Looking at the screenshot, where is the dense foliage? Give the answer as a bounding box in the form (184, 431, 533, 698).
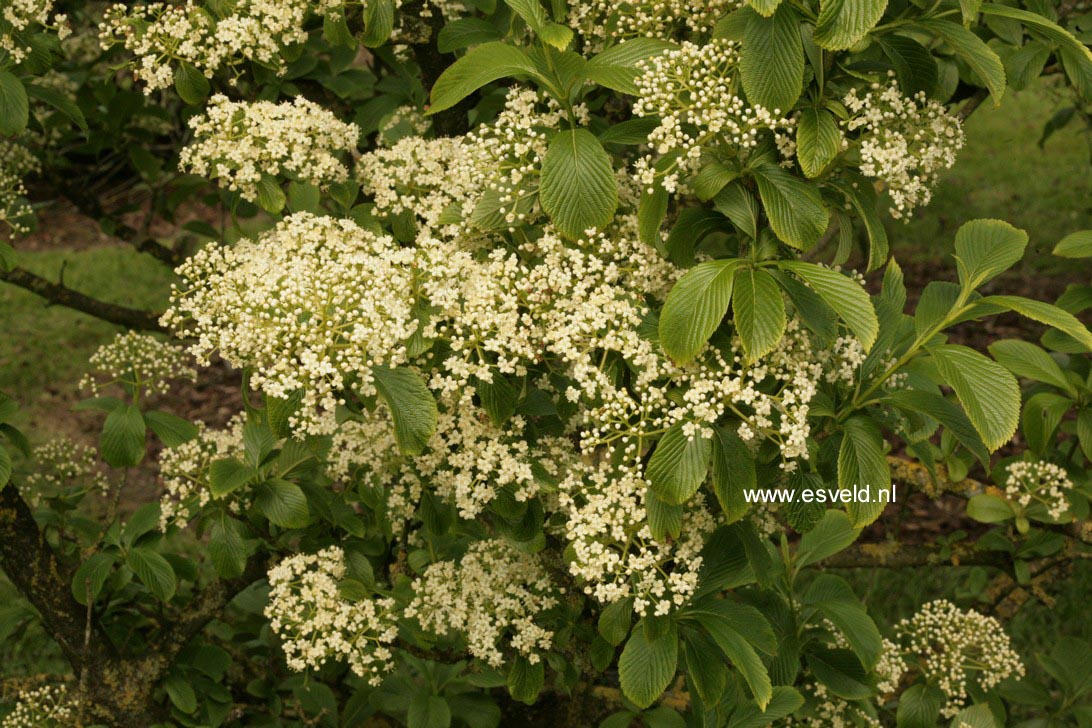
(1, 0, 1092, 726)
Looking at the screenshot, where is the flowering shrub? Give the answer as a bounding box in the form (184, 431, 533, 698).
(1, 0, 1092, 726)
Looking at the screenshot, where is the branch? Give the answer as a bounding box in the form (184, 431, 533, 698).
(0, 266, 165, 331)
(957, 87, 991, 121)
(0, 484, 117, 671)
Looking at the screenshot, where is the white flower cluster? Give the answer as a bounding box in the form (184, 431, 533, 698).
(1, 0, 70, 64)
(99, 0, 337, 92)
(876, 637, 906, 695)
(179, 95, 359, 203)
(632, 40, 792, 193)
(405, 540, 558, 667)
(22, 438, 111, 503)
(0, 684, 76, 728)
(843, 76, 964, 219)
(0, 140, 40, 238)
(568, 0, 742, 52)
(163, 213, 418, 434)
(265, 547, 398, 686)
(896, 600, 1025, 717)
(1004, 460, 1073, 521)
(558, 459, 716, 616)
(782, 681, 881, 728)
(78, 331, 196, 398)
(157, 413, 247, 529)
(358, 87, 578, 234)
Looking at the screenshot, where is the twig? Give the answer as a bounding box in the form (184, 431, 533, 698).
(0, 266, 165, 331)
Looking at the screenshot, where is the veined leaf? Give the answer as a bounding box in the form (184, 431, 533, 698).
(428, 43, 539, 115)
(953, 219, 1028, 290)
(128, 547, 177, 602)
(586, 38, 676, 94)
(646, 421, 712, 505)
(988, 339, 1074, 393)
(741, 5, 804, 114)
(619, 620, 678, 709)
(659, 259, 745, 362)
(539, 128, 618, 239)
(796, 510, 860, 567)
(733, 267, 787, 360)
(837, 416, 891, 527)
(981, 295, 1092, 352)
(373, 365, 438, 455)
(1053, 230, 1092, 259)
(928, 344, 1020, 451)
(796, 108, 842, 178)
(813, 0, 888, 51)
(778, 261, 878, 351)
(753, 163, 828, 249)
(916, 19, 1006, 103)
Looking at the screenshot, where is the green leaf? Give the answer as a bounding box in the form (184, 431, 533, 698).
(684, 631, 729, 704)
(882, 389, 989, 465)
(807, 647, 872, 699)
(209, 515, 250, 578)
(539, 128, 618, 239)
(255, 478, 312, 529)
(980, 4, 1092, 66)
(980, 295, 1092, 352)
(1053, 230, 1092, 259)
(428, 43, 539, 115)
(928, 344, 1020, 451)
(0, 447, 9, 489)
(804, 574, 881, 668)
(838, 416, 891, 527)
(647, 488, 684, 540)
(165, 675, 198, 714)
(598, 597, 634, 646)
(123, 503, 161, 547)
(747, 0, 782, 16)
(796, 108, 842, 178)
(701, 610, 773, 708)
(952, 219, 1028, 290)
(831, 175, 888, 270)
(778, 261, 878, 351)
(916, 19, 1006, 103)
(0, 71, 30, 135)
(407, 694, 451, 728)
(25, 81, 88, 131)
(946, 704, 999, 728)
(878, 35, 938, 97)
(711, 426, 756, 523)
(72, 553, 115, 605)
(209, 458, 257, 498)
(966, 493, 1014, 523)
(586, 38, 675, 94)
(714, 183, 759, 239)
(128, 547, 177, 602)
(733, 267, 786, 360)
(255, 175, 286, 214)
(741, 5, 804, 114)
(753, 163, 828, 249)
(143, 410, 198, 447)
(665, 208, 724, 265)
(173, 63, 210, 106)
(508, 656, 545, 704)
(988, 339, 1074, 393)
(796, 510, 861, 567)
(725, 687, 804, 728)
(101, 404, 146, 468)
(437, 18, 503, 52)
(895, 683, 944, 728)
(373, 365, 438, 455)
(659, 259, 744, 362)
(362, 0, 396, 46)
(646, 422, 712, 505)
(505, 0, 573, 49)
(814, 0, 888, 51)
(619, 619, 678, 709)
